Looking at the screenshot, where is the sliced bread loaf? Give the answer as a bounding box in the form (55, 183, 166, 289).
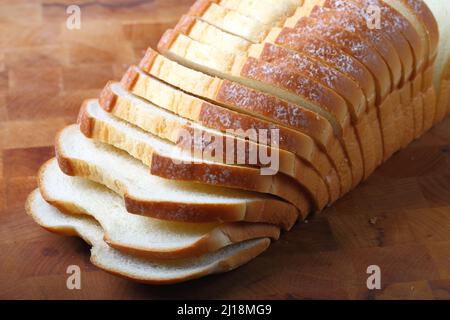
(26, 189, 271, 285)
(56, 125, 298, 229)
(293, 1, 403, 88)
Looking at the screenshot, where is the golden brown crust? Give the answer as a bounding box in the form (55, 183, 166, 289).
(174, 14, 198, 34)
(240, 57, 351, 127)
(137, 49, 350, 195)
(291, 16, 392, 101)
(269, 29, 376, 109)
(402, 0, 439, 61)
(399, 83, 415, 147)
(77, 100, 94, 138)
(120, 66, 139, 92)
(158, 29, 179, 51)
(215, 79, 336, 149)
(98, 81, 117, 113)
(309, 5, 402, 89)
(27, 188, 273, 285)
(139, 48, 159, 73)
(324, 0, 414, 83)
(374, 0, 426, 74)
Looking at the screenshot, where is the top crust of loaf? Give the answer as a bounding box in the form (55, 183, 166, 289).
(403, 0, 439, 60)
(322, 0, 414, 83)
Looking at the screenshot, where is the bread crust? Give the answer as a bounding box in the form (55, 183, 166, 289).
(366, 0, 426, 74)
(323, 0, 414, 83)
(250, 42, 367, 120)
(401, 0, 439, 62)
(303, 4, 403, 89)
(266, 28, 376, 108)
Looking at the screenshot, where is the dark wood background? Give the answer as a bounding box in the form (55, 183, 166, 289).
(0, 0, 449, 300)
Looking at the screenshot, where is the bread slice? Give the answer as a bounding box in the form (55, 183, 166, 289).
(158, 30, 366, 186)
(137, 49, 352, 196)
(26, 189, 271, 284)
(78, 99, 312, 216)
(99, 82, 331, 209)
(56, 125, 298, 229)
(39, 158, 279, 259)
(212, 0, 301, 26)
(187, 0, 272, 42)
(275, 20, 392, 102)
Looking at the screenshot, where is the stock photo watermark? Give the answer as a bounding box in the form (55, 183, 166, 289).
(366, 265, 381, 290)
(365, 5, 382, 30)
(66, 5, 81, 30)
(66, 265, 81, 290)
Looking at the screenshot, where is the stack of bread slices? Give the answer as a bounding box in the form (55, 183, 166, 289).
(26, 0, 449, 284)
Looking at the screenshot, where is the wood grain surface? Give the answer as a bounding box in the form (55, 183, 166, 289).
(0, 0, 449, 300)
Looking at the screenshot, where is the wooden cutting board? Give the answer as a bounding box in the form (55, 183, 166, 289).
(0, 0, 449, 300)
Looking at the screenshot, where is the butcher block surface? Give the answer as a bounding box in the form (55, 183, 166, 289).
(0, 0, 449, 300)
